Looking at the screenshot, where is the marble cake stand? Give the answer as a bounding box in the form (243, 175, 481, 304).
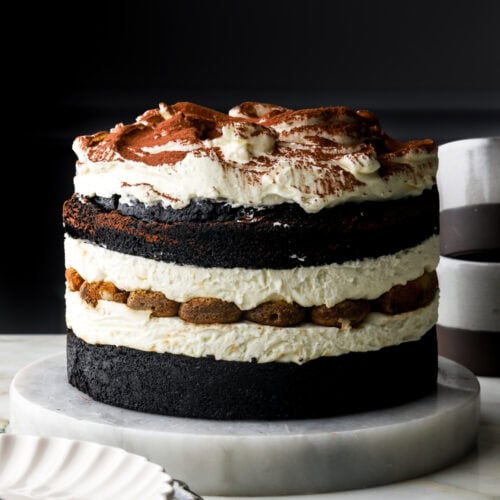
(9, 354, 479, 497)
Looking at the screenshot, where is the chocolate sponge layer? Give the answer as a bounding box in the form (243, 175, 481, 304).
(67, 328, 437, 420)
(63, 188, 439, 269)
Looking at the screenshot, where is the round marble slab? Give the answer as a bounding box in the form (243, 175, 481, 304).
(9, 354, 479, 497)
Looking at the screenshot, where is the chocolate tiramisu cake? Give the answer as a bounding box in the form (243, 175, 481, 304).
(63, 102, 439, 419)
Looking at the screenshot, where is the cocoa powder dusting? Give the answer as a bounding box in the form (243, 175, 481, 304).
(76, 101, 437, 196)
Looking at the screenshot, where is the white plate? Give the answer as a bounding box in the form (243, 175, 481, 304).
(0, 434, 174, 500)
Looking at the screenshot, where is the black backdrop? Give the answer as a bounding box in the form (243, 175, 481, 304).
(2, 0, 500, 333)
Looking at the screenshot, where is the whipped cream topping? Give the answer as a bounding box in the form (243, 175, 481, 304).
(73, 102, 437, 213)
(66, 291, 438, 364)
(65, 235, 439, 310)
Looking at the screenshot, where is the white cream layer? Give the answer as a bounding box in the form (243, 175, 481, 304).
(66, 291, 438, 364)
(65, 235, 439, 310)
(73, 146, 437, 214)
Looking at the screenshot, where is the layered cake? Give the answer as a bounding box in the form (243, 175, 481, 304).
(63, 102, 439, 420)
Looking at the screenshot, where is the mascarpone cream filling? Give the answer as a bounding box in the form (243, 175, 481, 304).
(65, 235, 439, 309)
(73, 149, 437, 213)
(66, 291, 438, 364)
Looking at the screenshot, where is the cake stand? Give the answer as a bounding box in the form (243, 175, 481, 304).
(9, 354, 479, 496)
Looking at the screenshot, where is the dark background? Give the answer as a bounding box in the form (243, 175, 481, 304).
(2, 0, 500, 333)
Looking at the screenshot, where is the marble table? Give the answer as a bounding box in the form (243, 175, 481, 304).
(1, 335, 499, 499)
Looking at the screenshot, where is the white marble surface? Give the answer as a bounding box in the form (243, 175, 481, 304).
(8, 354, 480, 496)
(1, 335, 499, 499)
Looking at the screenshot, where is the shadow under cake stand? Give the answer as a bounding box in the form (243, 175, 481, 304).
(9, 354, 479, 496)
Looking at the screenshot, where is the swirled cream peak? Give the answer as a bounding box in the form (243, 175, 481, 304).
(208, 121, 276, 163)
(73, 101, 437, 212)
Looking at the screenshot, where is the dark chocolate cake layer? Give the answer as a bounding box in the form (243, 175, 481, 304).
(67, 328, 438, 420)
(94, 186, 439, 224)
(63, 188, 438, 269)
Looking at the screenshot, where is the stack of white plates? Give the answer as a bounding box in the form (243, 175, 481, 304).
(0, 434, 200, 500)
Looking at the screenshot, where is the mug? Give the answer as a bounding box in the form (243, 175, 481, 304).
(438, 137, 500, 261)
